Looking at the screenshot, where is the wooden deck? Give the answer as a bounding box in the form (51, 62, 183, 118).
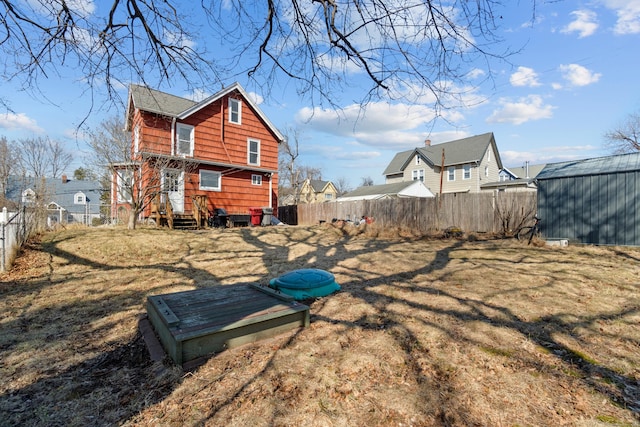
(146, 283, 310, 366)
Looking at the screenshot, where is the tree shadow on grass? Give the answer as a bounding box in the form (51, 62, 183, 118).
(1, 226, 639, 426)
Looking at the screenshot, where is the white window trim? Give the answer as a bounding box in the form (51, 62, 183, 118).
(251, 174, 262, 186)
(463, 165, 471, 180)
(248, 138, 260, 166)
(447, 166, 455, 182)
(229, 98, 242, 124)
(415, 155, 421, 165)
(199, 170, 222, 191)
(74, 192, 87, 205)
(485, 166, 489, 177)
(176, 123, 194, 157)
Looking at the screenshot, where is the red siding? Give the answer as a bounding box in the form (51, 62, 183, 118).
(129, 88, 280, 220)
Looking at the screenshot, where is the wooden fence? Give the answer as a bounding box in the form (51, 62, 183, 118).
(278, 192, 537, 234)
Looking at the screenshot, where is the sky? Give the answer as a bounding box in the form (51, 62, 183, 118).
(1, 0, 639, 190)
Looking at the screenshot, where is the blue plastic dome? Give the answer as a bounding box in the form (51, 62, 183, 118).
(269, 269, 341, 300)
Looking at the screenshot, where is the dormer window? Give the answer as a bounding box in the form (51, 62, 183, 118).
(74, 192, 86, 205)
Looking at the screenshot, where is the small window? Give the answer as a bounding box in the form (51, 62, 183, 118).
(487, 150, 491, 162)
(74, 192, 86, 204)
(248, 139, 260, 165)
(200, 170, 221, 191)
(412, 169, 424, 182)
(415, 155, 421, 165)
(485, 166, 489, 177)
(463, 165, 471, 180)
(176, 123, 194, 156)
(447, 167, 455, 181)
(325, 193, 333, 200)
(117, 170, 133, 203)
(252, 174, 262, 186)
(229, 98, 241, 124)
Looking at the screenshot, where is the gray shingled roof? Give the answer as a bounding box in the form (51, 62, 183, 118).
(129, 84, 197, 117)
(383, 132, 498, 175)
(536, 152, 640, 180)
(508, 163, 546, 179)
(309, 180, 330, 192)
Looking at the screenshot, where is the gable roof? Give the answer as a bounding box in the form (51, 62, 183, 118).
(536, 152, 640, 180)
(126, 83, 284, 141)
(508, 163, 547, 179)
(383, 132, 502, 176)
(305, 179, 333, 193)
(337, 181, 434, 201)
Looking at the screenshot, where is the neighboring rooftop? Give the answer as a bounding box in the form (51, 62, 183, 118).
(536, 152, 640, 180)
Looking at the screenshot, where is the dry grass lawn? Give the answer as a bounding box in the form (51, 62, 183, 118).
(1, 223, 639, 427)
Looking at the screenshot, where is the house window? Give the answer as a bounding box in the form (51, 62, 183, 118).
(415, 155, 421, 165)
(248, 139, 260, 165)
(325, 193, 333, 201)
(229, 98, 241, 124)
(176, 123, 194, 156)
(74, 192, 86, 204)
(485, 166, 489, 177)
(487, 150, 491, 162)
(252, 174, 262, 186)
(133, 124, 140, 153)
(117, 170, 133, 203)
(200, 170, 221, 191)
(447, 167, 455, 181)
(463, 165, 471, 180)
(412, 169, 424, 182)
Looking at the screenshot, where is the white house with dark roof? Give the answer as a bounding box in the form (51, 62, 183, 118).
(4, 175, 105, 226)
(383, 132, 503, 194)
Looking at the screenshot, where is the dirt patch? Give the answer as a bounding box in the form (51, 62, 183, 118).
(1, 224, 639, 426)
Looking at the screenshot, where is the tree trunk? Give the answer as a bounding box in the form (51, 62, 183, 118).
(127, 210, 137, 230)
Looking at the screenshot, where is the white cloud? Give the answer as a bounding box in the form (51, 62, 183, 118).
(0, 113, 44, 133)
(486, 95, 554, 125)
(601, 0, 640, 34)
(559, 64, 601, 86)
(296, 102, 446, 149)
(502, 145, 599, 166)
(247, 92, 264, 105)
(561, 10, 599, 38)
(510, 66, 541, 87)
(466, 68, 486, 79)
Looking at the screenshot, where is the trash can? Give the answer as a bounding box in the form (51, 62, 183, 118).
(261, 207, 273, 226)
(249, 207, 263, 226)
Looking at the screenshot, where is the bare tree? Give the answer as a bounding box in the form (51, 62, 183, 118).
(360, 176, 374, 186)
(333, 176, 352, 196)
(16, 136, 72, 179)
(278, 127, 303, 204)
(87, 116, 196, 229)
(604, 111, 640, 154)
(1, 1, 523, 112)
(0, 136, 19, 197)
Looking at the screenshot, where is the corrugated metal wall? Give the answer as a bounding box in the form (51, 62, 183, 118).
(537, 171, 640, 246)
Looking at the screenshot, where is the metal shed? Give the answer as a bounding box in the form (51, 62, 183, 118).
(536, 152, 640, 246)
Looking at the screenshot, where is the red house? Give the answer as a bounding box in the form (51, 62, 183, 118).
(112, 83, 283, 228)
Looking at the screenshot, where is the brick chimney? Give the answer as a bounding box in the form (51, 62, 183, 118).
(62, 175, 68, 184)
(425, 139, 431, 146)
